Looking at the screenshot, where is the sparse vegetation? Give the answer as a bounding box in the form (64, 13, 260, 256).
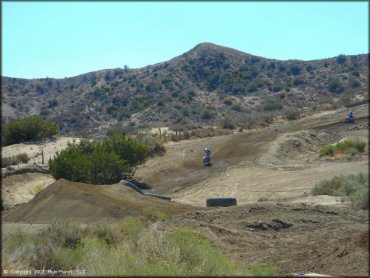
(2, 45, 367, 136)
(312, 173, 368, 210)
(320, 139, 367, 157)
(1, 153, 30, 168)
(2, 116, 58, 146)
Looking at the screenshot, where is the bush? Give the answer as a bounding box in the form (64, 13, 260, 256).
(336, 139, 366, 153)
(264, 98, 283, 111)
(320, 139, 366, 157)
(336, 54, 347, 64)
(272, 83, 283, 92)
(328, 79, 344, 94)
(136, 135, 166, 157)
(320, 145, 336, 156)
(2, 153, 30, 168)
(349, 79, 361, 88)
(289, 65, 301, 75)
(50, 134, 149, 184)
(222, 117, 235, 129)
(2, 116, 58, 146)
(231, 103, 243, 112)
(292, 78, 304, 87)
(201, 110, 214, 120)
(285, 110, 300, 120)
(312, 173, 368, 210)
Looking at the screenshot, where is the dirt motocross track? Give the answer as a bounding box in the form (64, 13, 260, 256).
(2, 104, 369, 276)
(136, 104, 368, 205)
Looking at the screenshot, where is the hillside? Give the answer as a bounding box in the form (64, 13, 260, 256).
(2, 43, 368, 136)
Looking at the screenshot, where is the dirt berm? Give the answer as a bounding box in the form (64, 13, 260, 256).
(2, 179, 200, 224)
(152, 203, 369, 276)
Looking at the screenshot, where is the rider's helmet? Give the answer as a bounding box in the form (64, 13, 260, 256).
(205, 147, 208, 152)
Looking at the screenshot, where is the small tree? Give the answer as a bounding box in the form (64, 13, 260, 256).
(336, 54, 347, 64)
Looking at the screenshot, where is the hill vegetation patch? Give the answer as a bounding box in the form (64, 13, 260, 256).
(2, 116, 58, 146)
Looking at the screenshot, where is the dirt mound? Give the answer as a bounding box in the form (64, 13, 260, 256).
(152, 203, 368, 276)
(3, 179, 198, 224)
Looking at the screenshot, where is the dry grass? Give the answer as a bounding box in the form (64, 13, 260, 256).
(2, 216, 279, 276)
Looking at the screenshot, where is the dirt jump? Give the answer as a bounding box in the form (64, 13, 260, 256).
(2, 179, 199, 224)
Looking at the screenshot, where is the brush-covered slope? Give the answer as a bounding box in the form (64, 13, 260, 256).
(2, 43, 368, 136)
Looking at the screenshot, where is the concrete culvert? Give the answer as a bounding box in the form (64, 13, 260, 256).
(206, 197, 237, 207)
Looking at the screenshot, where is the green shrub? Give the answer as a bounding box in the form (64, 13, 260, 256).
(231, 103, 243, 112)
(264, 98, 283, 111)
(2, 116, 58, 146)
(312, 173, 368, 210)
(320, 139, 366, 157)
(222, 117, 235, 129)
(349, 79, 361, 88)
(50, 134, 149, 184)
(201, 110, 214, 120)
(292, 78, 304, 87)
(136, 135, 166, 157)
(336, 139, 366, 153)
(320, 145, 336, 156)
(328, 79, 344, 94)
(285, 110, 300, 120)
(336, 54, 347, 64)
(289, 64, 301, 75)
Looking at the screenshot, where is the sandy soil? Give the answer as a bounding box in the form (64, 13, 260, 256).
(2, 173, 55, 209)
(2, 136, 80, 174)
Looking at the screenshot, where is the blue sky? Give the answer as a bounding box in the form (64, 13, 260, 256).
(2, 1, 369, 79)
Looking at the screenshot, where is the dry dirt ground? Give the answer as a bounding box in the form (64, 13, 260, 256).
(152, 203, 368, 276)
(1, 104, 369, 276)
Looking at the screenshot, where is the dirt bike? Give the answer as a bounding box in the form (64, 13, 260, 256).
(203, 156, 212, 167)
(343, 117, 355, 124)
